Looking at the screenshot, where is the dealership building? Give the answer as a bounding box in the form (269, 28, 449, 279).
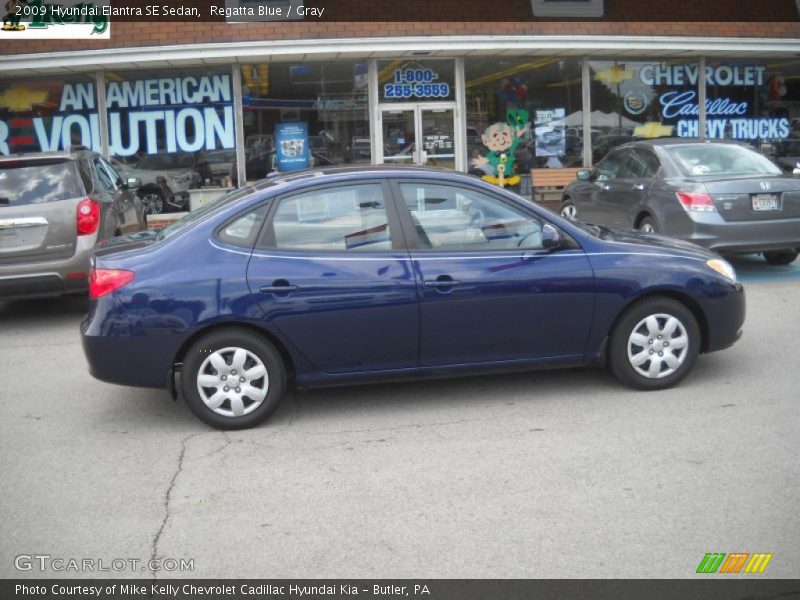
(2, 0, 800, 192)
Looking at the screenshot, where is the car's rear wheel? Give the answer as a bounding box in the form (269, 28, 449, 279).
(560, 199, 577, 221)
(608, 297, 700, 391)
(181, 329, 286, 429)
(638, 216, 658, 234)
(763, 250, 798, 265)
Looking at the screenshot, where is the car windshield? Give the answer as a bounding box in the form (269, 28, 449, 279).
(157, 186, 258, 241)
(0, 160, 84, 206)
(665, 144, 782, 177)
(137, 153, 195, 170)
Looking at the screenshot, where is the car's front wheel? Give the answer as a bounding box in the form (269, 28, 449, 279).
(608, 297, 700, 390)
(763, 250, 798, 265)
(181, 329, 286, 429)
(560, 199, 577, 221)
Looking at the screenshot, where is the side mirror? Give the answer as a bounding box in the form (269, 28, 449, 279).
(576, 169, 592, 181)
(126, 177, 142, 189)
(541, 223, 563, 249)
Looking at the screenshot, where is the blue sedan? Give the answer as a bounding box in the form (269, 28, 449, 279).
(81, 166, 745, 429)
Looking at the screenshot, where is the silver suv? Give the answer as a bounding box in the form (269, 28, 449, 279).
(0, 149, 147, 300)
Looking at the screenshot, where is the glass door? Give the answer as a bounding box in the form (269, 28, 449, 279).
(419, 107, 455, 170)
(381, 108, 417, 164)
(378, 104, 457, 168)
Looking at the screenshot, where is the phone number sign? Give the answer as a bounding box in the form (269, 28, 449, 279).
(384, 68, 451, 100)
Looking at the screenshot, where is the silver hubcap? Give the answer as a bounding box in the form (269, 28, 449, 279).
(627, 313, 689, 379)
(640, 222, 655, 233)
(561, 204, 577, 220)
(141, 193, 164, 215)
(196, 347, 269, 417)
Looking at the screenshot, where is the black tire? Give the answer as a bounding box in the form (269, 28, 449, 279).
(608, 297, 700, 391)
(763, 250, 798, 265)
(138, 189, 166, 215)
(638, 215, 658, 234)
(560, 198, 577, 221)
(181, 329, 286, 430)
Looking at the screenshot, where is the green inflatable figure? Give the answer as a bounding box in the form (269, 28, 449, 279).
(472, 108, 529, 188)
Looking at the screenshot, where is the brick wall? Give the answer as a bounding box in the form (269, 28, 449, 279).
(0, 0, 798, 56)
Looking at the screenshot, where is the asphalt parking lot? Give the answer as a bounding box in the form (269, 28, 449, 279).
(1, 254, 798, 579)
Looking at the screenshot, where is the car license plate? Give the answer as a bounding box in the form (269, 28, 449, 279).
(752, 193, 779, 211)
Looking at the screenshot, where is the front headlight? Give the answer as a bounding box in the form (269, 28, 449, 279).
(707, 258, 737, 283)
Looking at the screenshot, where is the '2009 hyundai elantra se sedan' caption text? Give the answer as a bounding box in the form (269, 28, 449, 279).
(81, 165, 745, 429)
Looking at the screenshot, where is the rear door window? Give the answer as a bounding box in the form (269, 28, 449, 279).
(622, 148, 661, 179)
(265, 184, 393, 252)
(0, 160, 84, 207)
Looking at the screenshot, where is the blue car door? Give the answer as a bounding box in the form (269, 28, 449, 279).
(246, 180, 418, 374)
(390, 179, 595, 367)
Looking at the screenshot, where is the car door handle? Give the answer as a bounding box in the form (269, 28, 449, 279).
(260, 283, 299, 294)
(424, 278, 461, 289)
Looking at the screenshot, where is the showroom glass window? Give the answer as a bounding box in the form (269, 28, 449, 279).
(0, 74, 97, 157)
(104, 66, 236, 188)
(588, 59, 699, 164)
(463, 57, 583, 173)
(240, 59, 371, 174)
(704, 58, 800, 173)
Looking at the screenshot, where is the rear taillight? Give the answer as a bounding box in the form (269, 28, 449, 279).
(77, 198, 100, 235)
(89, 268, 134, 299)
(676, 192, 716, 213)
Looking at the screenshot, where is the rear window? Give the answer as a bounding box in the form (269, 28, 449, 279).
(0, 160, 84, 207)
(665, 144, 782, 177)
(158, 186, 259, 241)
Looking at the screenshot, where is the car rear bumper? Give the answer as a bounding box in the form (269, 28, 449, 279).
(682, 215, 800, 254)
(0, 236, 95, 300)
(81, 311, 182, 389)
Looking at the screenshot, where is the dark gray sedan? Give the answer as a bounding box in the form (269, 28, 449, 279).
(561, 139, 800, 265)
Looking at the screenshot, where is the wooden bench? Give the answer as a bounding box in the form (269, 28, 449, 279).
(530, 167, 581, 204)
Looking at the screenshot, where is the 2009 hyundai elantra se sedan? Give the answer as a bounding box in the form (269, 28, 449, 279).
(81, 165, 745, 429)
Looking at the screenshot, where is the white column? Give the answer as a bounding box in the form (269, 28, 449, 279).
(581, 59, 592, 167)
(698, 56, 707, 141)
(368, 58, 381, 165)
(232, 63, 247, 187)
(95, 70, 109, 159)
(454, 56, 467, 172)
